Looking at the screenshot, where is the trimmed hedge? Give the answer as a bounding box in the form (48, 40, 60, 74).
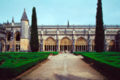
(0, 52, 50, 78)
(73, 52, 120, 69)
(3, 51, 59, 55)
(73, 52, 95, 55)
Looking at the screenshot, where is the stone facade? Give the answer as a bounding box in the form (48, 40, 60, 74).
(0, 9, 120, 52)
(0, 24, 6, 52)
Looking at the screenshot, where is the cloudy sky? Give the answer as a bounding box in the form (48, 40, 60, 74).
(0, 0, 120, 25)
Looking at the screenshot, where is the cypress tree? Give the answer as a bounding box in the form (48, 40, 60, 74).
(30, 7, 39, 52)
(95, 0, 105, 52)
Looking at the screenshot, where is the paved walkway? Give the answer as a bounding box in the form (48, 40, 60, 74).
(20, 53, 105, 80)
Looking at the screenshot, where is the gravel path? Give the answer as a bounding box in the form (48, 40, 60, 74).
(20, 53, 105, 80)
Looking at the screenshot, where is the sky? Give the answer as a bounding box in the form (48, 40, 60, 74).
(0, 0, 120, 25)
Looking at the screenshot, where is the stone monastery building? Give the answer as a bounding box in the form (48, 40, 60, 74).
(0, 9, 120, 52)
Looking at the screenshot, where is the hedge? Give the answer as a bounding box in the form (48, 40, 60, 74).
(2, 51, 59, 55)
(73, 52, 120, 69)
(0, 52, 50, 78)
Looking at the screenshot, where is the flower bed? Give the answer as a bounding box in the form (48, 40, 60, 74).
(0, 52, 50, 79)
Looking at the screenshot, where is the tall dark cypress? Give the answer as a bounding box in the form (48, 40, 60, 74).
(95, 0, 105, 52)
(30, 7, 39, 52)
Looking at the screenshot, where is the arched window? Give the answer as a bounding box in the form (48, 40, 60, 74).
(60, 37, 72, 52)
(109, 40, 115, 51)
(7, 32, 11, 41)
(15, 31, 20, 41)
(75, 37, 88, 52)
(45, 37, 57, 51)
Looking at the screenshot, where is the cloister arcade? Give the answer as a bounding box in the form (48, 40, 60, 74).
(1, 24, 120, 52)
(109, 40, 115, 51)
(14, 31, 20, 52)
(75, 37, 88, 52)
(4, 32, 120, 52)
(43, 37, 96, 52)
(6, 31, 21, 52)
(60, 37, 72, 52)
(0, 9, 119, 52)
(44, 37, 57, 51)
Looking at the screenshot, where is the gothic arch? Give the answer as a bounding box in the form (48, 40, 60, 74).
(109, 40, 115, 51)
(75, 37, 88, 52)
(45, 37, 56, 45)
(15, 31, 20, 41)
(44, 37, 57, 51)
(60, 37, 72, 46)
(14, 31, 20, 52)
(7, 31, 12, 41)
(75, 37, 87, 45)
(60, 37, 72, 52)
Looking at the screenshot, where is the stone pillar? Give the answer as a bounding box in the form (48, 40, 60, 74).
(43, 40, 45, 51)
(104, 40, 107, 51)
(40, 39, 43, 51)
(56, 39, 60, 52)
(89, 40, 93, 52)
(10, 31, 15, 52)
(88, 39, 91, 52)
(72, 39, 75, 52)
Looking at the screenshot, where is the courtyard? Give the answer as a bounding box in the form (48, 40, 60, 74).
(18, 53, 105, 80)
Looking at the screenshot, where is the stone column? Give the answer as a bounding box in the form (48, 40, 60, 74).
(88, 40, 92, 52)
(56, 39, 60, 52)
(72, 39, 75, 52)
(40, 39, 43, 51)
(11, 30, 15, 52)
(104, 40, 107, 51)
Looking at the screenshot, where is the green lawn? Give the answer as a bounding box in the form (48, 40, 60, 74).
(73, 52, 120, 68)
(0, 51, 58, 78)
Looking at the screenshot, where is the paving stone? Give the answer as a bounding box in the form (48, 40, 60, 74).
(20, 53, 105, 80)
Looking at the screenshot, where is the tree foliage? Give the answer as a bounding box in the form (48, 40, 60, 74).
(95, 0, 105, 52)
(30, 7, 39, 52)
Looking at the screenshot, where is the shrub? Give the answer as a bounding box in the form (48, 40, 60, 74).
(0, 52, 50, 78)
(80, 52, 120, 69)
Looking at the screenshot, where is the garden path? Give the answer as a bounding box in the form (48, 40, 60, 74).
(20, 53, 105, 80)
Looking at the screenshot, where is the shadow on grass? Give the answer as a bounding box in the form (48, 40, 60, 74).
(82, 58, 120, 80)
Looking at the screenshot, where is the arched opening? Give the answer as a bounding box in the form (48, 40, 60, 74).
(15, 31, 20, 41)
(109, 40, 115, 51)
(44, 37, 57, 51)
(6, 32, 12, 51)
(60, 37, 72, 52)
(15, 31, 20, 52)
(6, 44, 10, 51)
(7, 32, 12, 41)
(75, 37, 88, 52)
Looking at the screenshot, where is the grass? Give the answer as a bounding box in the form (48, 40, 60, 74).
(73, 52, 120, 68)
(0, 51, 58, 78)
